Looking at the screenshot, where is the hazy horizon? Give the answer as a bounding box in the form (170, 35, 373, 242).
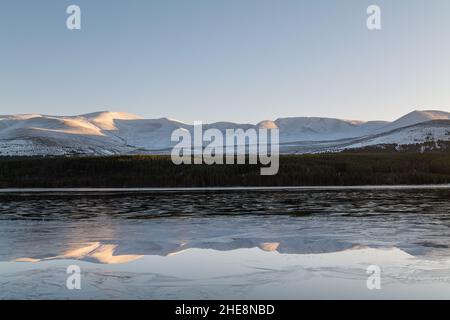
(2, 0, 450, 123)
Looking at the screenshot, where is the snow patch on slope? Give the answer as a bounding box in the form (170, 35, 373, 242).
(347, 121, 450, 149)
(81, 111, 143, 130)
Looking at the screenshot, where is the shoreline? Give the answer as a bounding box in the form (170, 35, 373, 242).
(1, 184, 450, 193)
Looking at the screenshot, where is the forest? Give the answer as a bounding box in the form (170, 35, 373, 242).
(0, 152, 450, 188)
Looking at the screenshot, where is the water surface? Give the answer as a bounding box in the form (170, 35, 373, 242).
(1, 187, 450, 299)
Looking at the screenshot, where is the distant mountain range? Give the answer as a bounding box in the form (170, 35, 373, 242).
(0, 110, 449, 156)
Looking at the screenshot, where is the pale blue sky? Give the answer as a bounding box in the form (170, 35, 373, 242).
(1, 0, 450, 123)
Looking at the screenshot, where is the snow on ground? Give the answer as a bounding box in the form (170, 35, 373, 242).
(347, 123, 450, 149)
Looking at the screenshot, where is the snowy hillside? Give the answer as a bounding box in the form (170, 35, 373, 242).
(375, 110, 450, 133)
(0, 110, 449, 156)
(347, 120, 450, 149)
(274, 117, 389, 142)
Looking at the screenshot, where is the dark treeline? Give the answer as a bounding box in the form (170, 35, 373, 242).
(1, 153, 450, 188)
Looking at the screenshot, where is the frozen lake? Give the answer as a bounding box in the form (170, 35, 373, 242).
(1, 187, 450, 299)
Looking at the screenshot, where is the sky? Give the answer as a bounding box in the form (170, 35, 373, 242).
(1, 0, 450, 124)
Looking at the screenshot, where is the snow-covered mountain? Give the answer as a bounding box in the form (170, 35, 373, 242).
(375, 110, 450, 133)
(273, 117, 389, 142)
(347, 120, 450, 149)
(0, 110, 449, 156)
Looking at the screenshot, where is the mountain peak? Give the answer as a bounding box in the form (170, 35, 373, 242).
(413, 109, 450, 118)
(80, 111, 142, 120)
(257, 120, 278, 129)
(371, 109, 449, 133)
(80, 111, 143, 130)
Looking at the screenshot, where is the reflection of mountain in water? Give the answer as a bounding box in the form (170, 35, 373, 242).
(16, 242, 143, 264)
(2, 188, 450, 264)
(15, 239, 358, 264)
(8, 246, 450, 299)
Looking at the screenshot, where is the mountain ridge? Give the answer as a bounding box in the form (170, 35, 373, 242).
(0, 109, 449, 156)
